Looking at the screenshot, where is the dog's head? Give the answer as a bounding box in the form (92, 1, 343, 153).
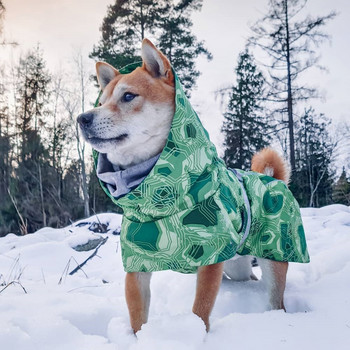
(77, 39, 175, 169)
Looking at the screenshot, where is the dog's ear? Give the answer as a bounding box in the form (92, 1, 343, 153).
(96, 62, 120, 90)
(141, 39, 174, 86)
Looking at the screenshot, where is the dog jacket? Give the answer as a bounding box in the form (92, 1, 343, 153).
(93, 68, 310, 274)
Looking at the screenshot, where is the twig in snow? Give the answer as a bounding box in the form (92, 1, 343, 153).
(7, 255, 25, 282)
(91, 207, 102, 226)
(0, 256, 27, 294)
(41, 268, 46, 284)
(89, 208, 109, 233)
(0, 281, 27, 294)
(0, 255, 27, 294)
(69, 236, 108, 276)
(58, 256, 87, 284)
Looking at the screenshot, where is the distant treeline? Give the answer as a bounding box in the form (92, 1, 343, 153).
(0, 46, 121, 236)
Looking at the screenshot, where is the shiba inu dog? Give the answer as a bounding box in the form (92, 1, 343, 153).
(77, 39, 309, 333)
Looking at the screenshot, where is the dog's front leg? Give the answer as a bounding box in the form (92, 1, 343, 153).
(125, 271, 152, 333)
(192, 262, 224, 332)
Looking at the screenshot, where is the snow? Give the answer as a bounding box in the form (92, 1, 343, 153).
(1, 206, 350, 349)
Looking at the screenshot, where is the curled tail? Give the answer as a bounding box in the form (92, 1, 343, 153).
(251, 148, 290, 185)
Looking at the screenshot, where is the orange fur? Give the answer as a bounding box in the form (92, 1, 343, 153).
(192, 262, 224, 331)
(251, 148, 290, 184)
(99, 67, 175, 115)
(270, 261, 288, 310)
(125, 272, 150, 333)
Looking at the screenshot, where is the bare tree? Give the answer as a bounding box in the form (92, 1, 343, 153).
(74, 50, 91, 218)
(60, 50, 93, 218)
(294, 108, 335, 207)
(49, 72, 73, 205)
(249, 0, 336, 175)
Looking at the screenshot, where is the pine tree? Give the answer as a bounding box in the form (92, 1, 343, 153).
(157, 0, 212, 93)
(90, 0, 155, 68)
(293, 108, 334, 207)
(222, 50, 270, 170)
(15, 46, 51, 162)
(12, 47, 52, 233)
(333, 168, 350, 205)
(90, 0, 211, 93)
(249, 0, 336, 174)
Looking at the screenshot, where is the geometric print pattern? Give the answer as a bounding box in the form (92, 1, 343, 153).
(93, 69, 310, 274)
(235, 171, 309, 263)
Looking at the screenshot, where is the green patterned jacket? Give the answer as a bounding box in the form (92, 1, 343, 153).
(93, 70, 310, 274)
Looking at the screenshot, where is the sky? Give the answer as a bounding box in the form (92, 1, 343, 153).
(0, 0, 349, 151)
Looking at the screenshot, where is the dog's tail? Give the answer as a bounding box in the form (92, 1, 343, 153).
(251, 148, 290, 185)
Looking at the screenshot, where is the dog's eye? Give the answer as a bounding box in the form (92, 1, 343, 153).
(122, 92, 137, 102)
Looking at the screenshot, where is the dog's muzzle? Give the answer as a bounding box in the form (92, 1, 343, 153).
(77, 112, 94, 129)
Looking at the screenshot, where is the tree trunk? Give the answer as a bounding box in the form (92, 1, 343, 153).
(76, 124, 90, 218)
(239, 97, 243, 169)
(38, 163, 47, 226)
(140, 1, 145, 39)
(75, 52, 90, 218)
(284, 0, 296, 174)
(81, 156, 90, 218)
(309, 166, 327, 207)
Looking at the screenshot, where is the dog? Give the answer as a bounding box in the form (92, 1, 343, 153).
(77, 39, 309, 333)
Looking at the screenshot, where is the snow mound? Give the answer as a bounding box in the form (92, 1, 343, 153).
(0, 207, 349, 349)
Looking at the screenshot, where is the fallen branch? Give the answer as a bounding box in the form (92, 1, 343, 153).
(69, 236, 108, 276)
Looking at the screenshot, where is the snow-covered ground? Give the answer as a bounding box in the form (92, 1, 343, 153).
(1, 206, 350, 349)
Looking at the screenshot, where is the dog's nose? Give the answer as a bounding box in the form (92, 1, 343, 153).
(77, 112, 94, 127)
